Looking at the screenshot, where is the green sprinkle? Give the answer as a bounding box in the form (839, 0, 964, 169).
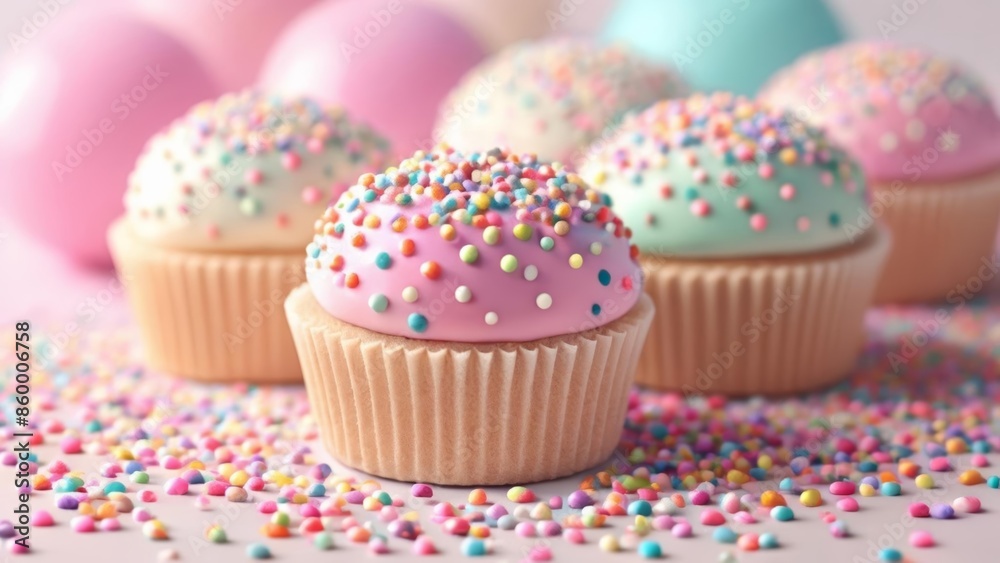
(460, 244, 479, 264)
(513, 223, 533, 241)
(500, 254, 518, 273)
(483, 226, 501, 245)
(540, 236, 555, 251)
(369, 294, 388, 313)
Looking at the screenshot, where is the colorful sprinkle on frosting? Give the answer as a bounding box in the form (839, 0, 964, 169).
(581, 92, 869, 258)
(435, 39, 686, 166)
(761, 41, 1000, 182)
(305, 146, 642, 342)
(125, 89, 390, 250)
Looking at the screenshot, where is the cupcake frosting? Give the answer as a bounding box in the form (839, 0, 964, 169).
(125, 90, 391, 251)
(434, 39, 685, 166)
(761, 42, 1000, 183)
(581, 92, 868, 258)
(305, 146, 643, 342)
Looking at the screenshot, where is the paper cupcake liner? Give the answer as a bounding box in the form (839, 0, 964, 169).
(636, 228, 891, 395)
(285, 285, 655, 486)
(873, 167, 1000, 303)
(108, 219, 305, 383)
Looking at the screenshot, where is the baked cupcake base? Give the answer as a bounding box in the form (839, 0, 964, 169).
(108, 219, 304, 383)
(873, 168, 1000, 304)
(285, 285, 655, 486)
(637, 227, 891, 395)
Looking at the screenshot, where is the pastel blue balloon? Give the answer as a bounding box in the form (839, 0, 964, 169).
(601, 0, 844, 95)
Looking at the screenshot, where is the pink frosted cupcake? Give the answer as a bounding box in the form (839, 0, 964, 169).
(109, 90, 389, 382)
(761, 42, 1000, 303)
(285, 146, 654, 485)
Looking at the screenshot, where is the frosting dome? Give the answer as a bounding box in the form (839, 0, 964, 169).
(434, 39, 685, 166)
(581, 93, 869, 258)
(760, 42, 1000, 183)
(125, 90, 391, 251)
(305, 146, 643, 342)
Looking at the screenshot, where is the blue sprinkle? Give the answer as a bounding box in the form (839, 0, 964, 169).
(375, 252, 392, 270)
(880, 482, 901, 496)
(598, 269, 611, 286)
(460, 537, 487, 556)
(627, 500, 652, 516)
(758, 532, 779, 549)
(713, 526, 738, 544)
(408, 314, 428, 333)
(879, 548, 902, 562)
(638, 540, 662, 558)
(591, 304, 602, 316)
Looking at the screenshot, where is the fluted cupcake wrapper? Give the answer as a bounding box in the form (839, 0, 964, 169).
(873, 168, 1000, 304)
(285, 285, 655, 486)
(636, 228, 891, 395)
(108, 219, 305, 383)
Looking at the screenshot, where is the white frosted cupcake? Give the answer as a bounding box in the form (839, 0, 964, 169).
(109, 90, 390, 382)
(434, 38, 685, 166)
(761, 42, 1000, 303)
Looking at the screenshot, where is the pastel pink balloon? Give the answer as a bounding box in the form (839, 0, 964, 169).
(0, 6, 219, 266)
(259, 0, 485, 156)
(133, 0, 319, 90)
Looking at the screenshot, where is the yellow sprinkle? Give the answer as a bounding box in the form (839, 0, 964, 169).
(229, 471, 249, 488)
(859, 483, 877, 497)
(757, 455, 773, 470)
(569, 254, 584, 269)
(439, 224, 457, 241)
(914, 474, 934, 489)
(598, 534, 620, 552)
(799, 489, 822, 507)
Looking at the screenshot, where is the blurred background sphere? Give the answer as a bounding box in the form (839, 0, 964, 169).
(601, 0, 844, 95)
(0, 6, 219, 267)
(133, 0, 320, 92)
(259, 0, 487, 156)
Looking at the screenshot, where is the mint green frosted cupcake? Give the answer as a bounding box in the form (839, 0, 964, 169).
(581, 93, 891, 395)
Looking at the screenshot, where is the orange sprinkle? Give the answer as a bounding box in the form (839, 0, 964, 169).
(400, 239, 416, 256)
(413, 215, 429, 229)
(260, 523, 290, 538)
(421, 261, 442, 280)
(760, 490, 786, 507)
(359, 173, 375, 187)
(363, 215, 381, 229)
(351, 233, 366, 247)
(392, 217, 408, 232)
(330, 255, 344, 271)
(345, 273, 359, 289)
(879, 471, 898, 483)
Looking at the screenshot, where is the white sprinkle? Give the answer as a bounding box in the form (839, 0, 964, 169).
(484, 312, 498, 325)
(402, 286, 419, 303)
(524, 265, 538, 281)
(590, 242, 603, 255)
(455, 286, 472, 303)
(536, 293, 553, 310)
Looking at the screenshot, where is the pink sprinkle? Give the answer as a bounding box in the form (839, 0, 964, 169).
(194, 495, 211, 511)
(672, 521, 693, 538)
(735, 195, 752, 210)
(689, 199, 712, 217)
(660, 185, 674, 199)
(928, 458, 952, 472)
(909, 502, 930, 518)
(758, 163, 774, 179)
(71, 516, 96, 533)
(910, 530, 935, 548)
(515, 522, 536, 538)
(6, 538, 29, 554)
(720, 171, 738, 187)
(700, 509, 726, 526)
(733, 511, 757, 524)
(537, 520, 562, 537)
(653, 515, 676, 530)
(797, 216, 811, 231)
(300, 504, 321, 518)
(205, 481, 227, 496)
(836, 498, 859, 512)
(548, 496, 563, 509)
(563, 528, 586, 544)
(970, 454, 989, 468)
(161, 456, 182, 470)
(412, 536, 436, 556)
(749, 213, 768, 231)
(527, 545, 553, 561)
(829, 481, 856, 496)
(820, 511, 837, 524)
(411, 484, 433, 498)
(244, 169, 263, 185)
(32, 510, 54, 526)
(258, 500, 278, 514)
(779, 184, 797, 200)
(443, 517, 470, 536)
(163, 478, 188, 496)
(306, 137, 324, 154)
(138, 490, 157, 503)
(246, 477, 265, 491)
(60, 437, 82, 454)
(692, 168, 708, 183)
(688, 490, 711, 505)
(132, 508, 154, 523)
(952, 496, 981, 513)
(282, 151, 302, 170)
(637, 489, 658, 501)
(99, 518, 121, 532)
(302, 186, 323, 205)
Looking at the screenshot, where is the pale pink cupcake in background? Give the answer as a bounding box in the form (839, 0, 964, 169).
(285, 146, 654, 485)
(109, 90, 390, 383)
(761, 42, 1000, 303)
(434, 38, 686, 167)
